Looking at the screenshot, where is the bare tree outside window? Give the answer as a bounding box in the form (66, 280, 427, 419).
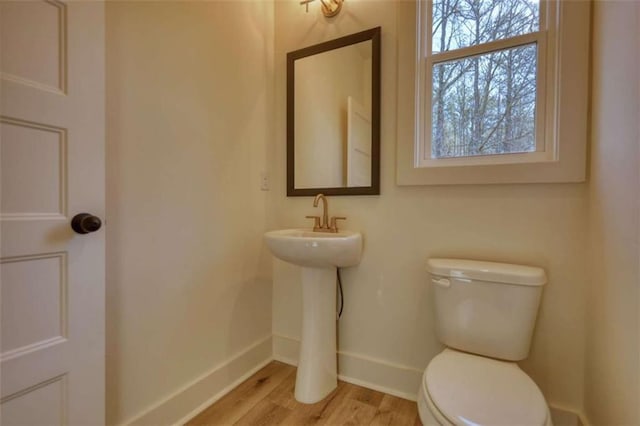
(430, 0, 540, 159)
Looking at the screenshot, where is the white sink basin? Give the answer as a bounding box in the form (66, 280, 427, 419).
(264, 228, 362, 268)
(264, 227, 363, 404)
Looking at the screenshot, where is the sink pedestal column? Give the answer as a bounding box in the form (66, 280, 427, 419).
(295, 266, 337, 404)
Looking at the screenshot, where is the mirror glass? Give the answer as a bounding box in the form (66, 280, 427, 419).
(287, 27, 380, 196)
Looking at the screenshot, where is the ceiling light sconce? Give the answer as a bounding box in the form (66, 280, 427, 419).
(300, 0, 344, 17)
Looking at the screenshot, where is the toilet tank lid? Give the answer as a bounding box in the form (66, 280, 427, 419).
(427, 258, 547, 286)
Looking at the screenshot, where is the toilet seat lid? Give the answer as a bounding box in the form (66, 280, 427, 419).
(425, 349, 548, 426)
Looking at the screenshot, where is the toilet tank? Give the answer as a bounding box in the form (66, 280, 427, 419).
(427, 259, 547, 361)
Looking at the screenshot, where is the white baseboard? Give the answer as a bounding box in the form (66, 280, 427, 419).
(122, 333, 586, 426)
(549, 405, 587, 426)
(273, 334, 587, 422)
(272, 334, 422, 402)
(272, 333, 300, 367)
(124, 335, 273, 426)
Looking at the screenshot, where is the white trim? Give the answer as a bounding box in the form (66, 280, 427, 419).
(549, 405, 588, 426)
(123, 335, 273, 426)
(397, 0, 590, 185)
(272, 334, 423, 401)
(172, 358, 273, 426)
(418, 149, 552, 168)
(273, 335, 588, 421)
(338, 374, 417, 402)
(122, 333, 590, 424)
(430, 33, 543, 64)
(272, 333, 301, 366)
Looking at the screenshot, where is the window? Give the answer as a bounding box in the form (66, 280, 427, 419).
(396, 0, 590, 185)
(418, 0, 554, 167)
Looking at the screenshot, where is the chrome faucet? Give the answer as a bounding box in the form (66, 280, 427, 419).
(306, 193, 346, 233)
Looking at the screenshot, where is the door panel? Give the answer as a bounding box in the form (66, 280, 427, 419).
(1, 375, 67, 425)
(346, 96, 372, 187)
(1, 118, 66, 216)
(0, 0, 66, 93)
(1, 253, 66, 355)
(0, 1, 105, 424)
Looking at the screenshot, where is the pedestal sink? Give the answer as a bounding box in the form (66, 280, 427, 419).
(264, 228, 363, 403)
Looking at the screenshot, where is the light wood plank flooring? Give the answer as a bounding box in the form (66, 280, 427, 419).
(186, 361, 420, 426)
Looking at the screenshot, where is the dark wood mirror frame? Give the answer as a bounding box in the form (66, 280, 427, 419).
(287, 27, 381, 197)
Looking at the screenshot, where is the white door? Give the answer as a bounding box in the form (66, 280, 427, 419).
(0, 1, 105, 424)
(346, 96, 372, 187)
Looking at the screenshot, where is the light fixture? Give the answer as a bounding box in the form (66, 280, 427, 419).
(300, 0, 344, 17)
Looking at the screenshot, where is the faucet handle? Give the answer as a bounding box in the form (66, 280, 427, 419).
(329, 216, 346, 233)
(305, 215, 321, 231)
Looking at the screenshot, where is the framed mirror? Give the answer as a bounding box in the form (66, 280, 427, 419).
(287, 27, 381, 196)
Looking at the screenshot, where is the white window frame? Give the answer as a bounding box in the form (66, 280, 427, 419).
(417, 0, 556, 168)
(396, 0, 590, 185)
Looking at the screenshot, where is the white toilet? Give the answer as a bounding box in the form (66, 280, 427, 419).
(418, 259, 552, 426)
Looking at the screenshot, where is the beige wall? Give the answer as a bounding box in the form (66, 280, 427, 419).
(105, 2, 274, 424)
(585, 1, 640, 424)
(102, 0, 640, 422)
(271, 0, 588, 413)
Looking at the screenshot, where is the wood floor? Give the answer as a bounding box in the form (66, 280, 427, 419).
(186, 361, 420, 426)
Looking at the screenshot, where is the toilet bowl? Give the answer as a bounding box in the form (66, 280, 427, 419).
(419, 259, 552, 426)
(418, 349, 552, 426)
